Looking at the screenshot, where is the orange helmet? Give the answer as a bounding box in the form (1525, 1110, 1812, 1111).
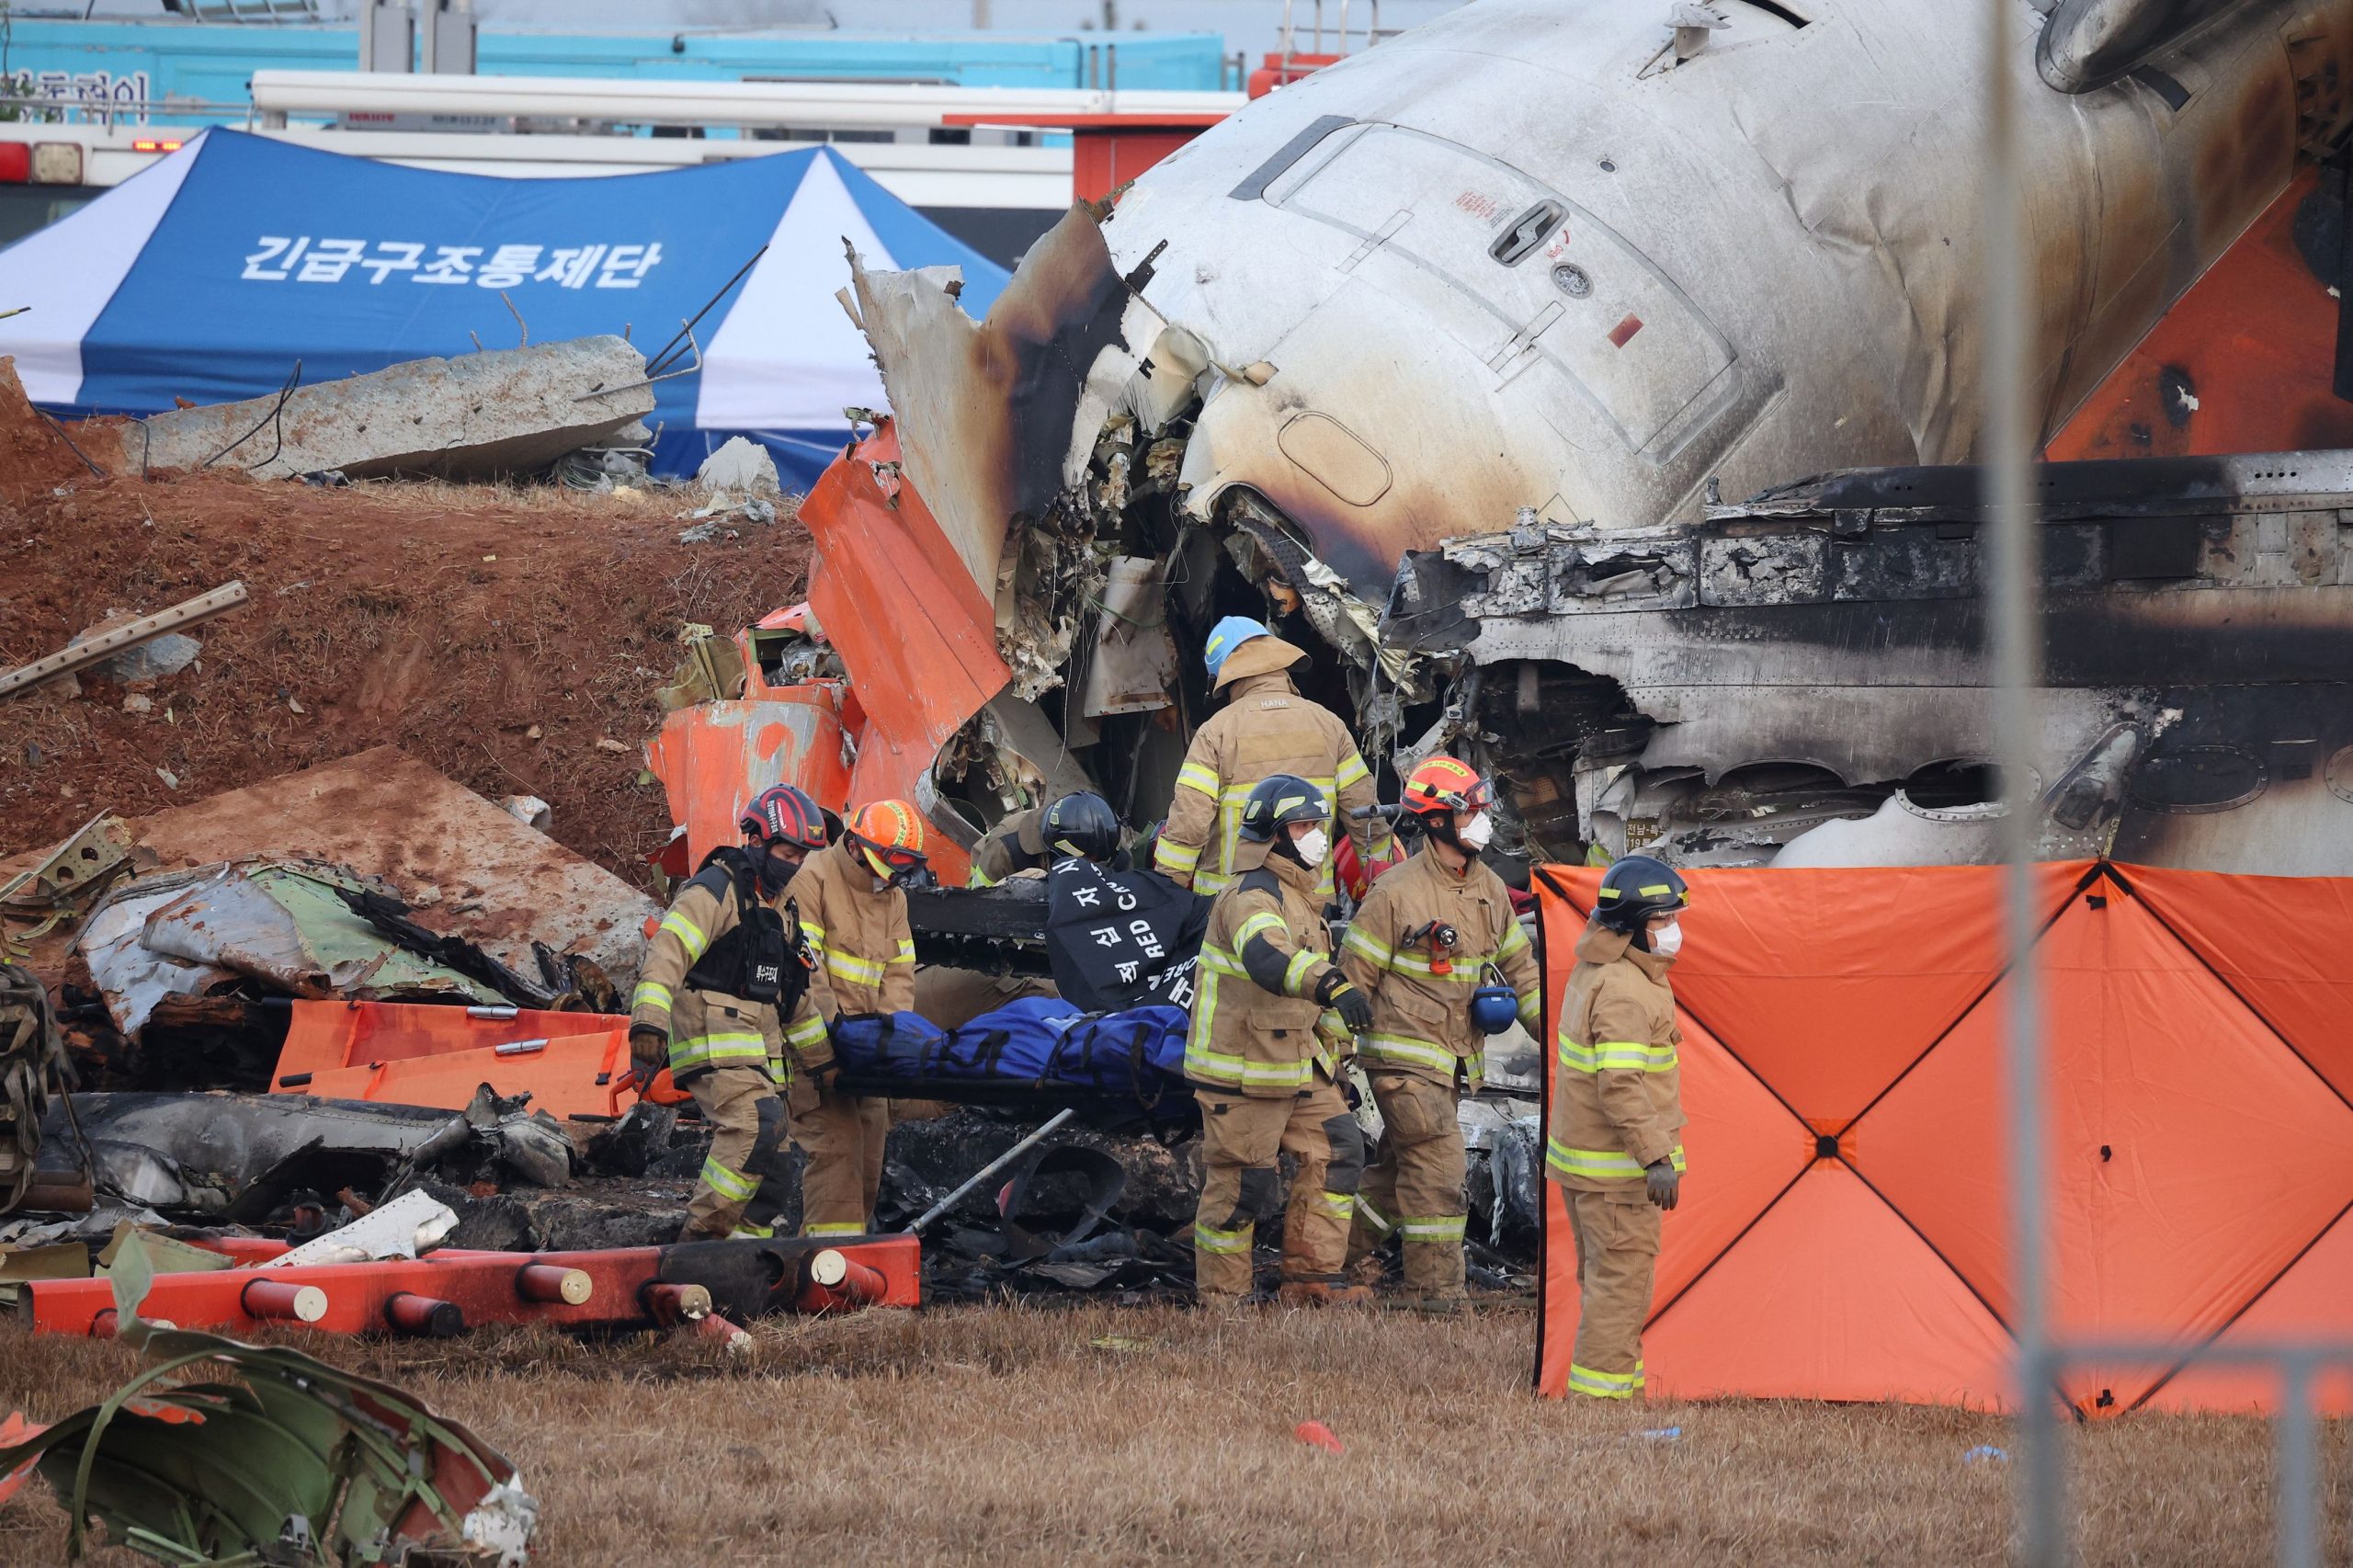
(1400, 755, 1493, 819)
(846, 799, 930, 885)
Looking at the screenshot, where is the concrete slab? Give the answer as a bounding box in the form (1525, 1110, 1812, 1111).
(121, 336, 655, 483)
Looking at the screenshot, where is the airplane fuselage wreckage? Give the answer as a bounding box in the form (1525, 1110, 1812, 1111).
(678, 0, 2353, 881)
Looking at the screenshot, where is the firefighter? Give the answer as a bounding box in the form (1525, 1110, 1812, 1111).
(629, 785, 833, 1241)
(1186, 774, 1375, 1306)
(790, 798, 929, 1236)
(1546, 853, 1689, 1400)
(1154, 617, 1394, 899)
(1339, 756, 1541, 1306)
(966, 802, 1050, 886)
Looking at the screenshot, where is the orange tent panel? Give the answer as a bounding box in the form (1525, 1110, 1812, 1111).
(273, 1000, 633, 1119)
(1852, 878, 2353, 1414)
(2140, 1205, 2353, 1416)
(2127, 864, 2353, 1108)
(1643, 1164, 2019, 1408)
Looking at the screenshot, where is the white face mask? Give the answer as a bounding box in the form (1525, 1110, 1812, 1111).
(1292, 826, 1331, 869)
(1650, 920, 1684, 959)
(1457, 811, 1495, 851)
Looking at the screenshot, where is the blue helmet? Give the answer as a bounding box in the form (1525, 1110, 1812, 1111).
(1203, 616, 1272, 679)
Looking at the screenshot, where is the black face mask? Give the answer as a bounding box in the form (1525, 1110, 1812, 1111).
(756, 849, 802, 899)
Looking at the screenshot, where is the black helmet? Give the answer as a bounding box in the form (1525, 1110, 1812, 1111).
(1594, 854, 1688, 931)
(1238, 774, 1327, 842)
(1043, 791, 1120, 863)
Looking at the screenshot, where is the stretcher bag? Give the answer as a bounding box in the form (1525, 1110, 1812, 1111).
(830, 998, 1189, 1104)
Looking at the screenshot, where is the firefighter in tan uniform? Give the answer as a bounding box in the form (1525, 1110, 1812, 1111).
(1546, 854, 1689, 1401)
(1186, 774, 1375, 1306)
(1154, 616, 1393, 901)
(790, 798, 928, 1236)
(629, 786, 834, 1241)
(966, 803, 1050, 887)
(1339, 756, 1541, 1305)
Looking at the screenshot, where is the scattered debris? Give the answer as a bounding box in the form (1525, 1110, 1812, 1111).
(1963, 1445, 2010, 1465)
(260, 1187, 460, 1268)
(119, 335, 656, 483)
(500, 793, 551, 830)
(693, 434, 782, 497)
(0, 582, 247, 703)
(0, 963, 74, 1216)
(1296, 1421, 1346, 1454)
(0, 1231, 540, 1564)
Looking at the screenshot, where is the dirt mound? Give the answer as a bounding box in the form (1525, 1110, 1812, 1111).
(0, 464, 808, 885)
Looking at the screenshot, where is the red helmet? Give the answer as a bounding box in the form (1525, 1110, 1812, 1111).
(846, 799, 930, 882)
(1400, 755, 1493, 819)
(740, 784, 829, 851)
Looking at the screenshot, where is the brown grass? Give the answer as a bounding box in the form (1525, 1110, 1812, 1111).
(0, 1303, 2339, 1566)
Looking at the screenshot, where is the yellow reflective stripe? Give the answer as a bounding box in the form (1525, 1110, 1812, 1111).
(1198, 945, 1250, 977)
(968, 867, 1001, 888)
(1335, 752, 1370, 789)
(1316, 1190, 1356, 1221)
(804, 1222, 865, 1237)
(1176, 762, 1222, 797)
(1283, 949, 1320, 996)
(1545, 1139, 1686, 1179)
(891, 939, 916, 965)
(729, 1221, 775, 1239)
(670, 1032, 769, 1071)
(631, 980, 674, 1014)
(1234, 911, 1286, 946)
(1380, 953, 1485, 983)
(1183, 1043, 1313, 1089)
(826, 950, 886, 985)
(1398, 1214, 1466, 1243)
(1567, 1362, 1643, 1399)
(785, 1014, 830, 1050)
(1361, 1034, 1457, 1073)
(699, 1157, 756, 1202)
(1638, 883, 1675, 897)
(1355, 1196, 1393, 1236)
(1557, 1040, 1678, 1074)
(658, 909, 711, 961)
(1498, 920, 1530, 957)
(1196, 869, 1234, 894)
(800, 919, 827, 945)
(1195, 1221, 1254, 1255)
(1518, 993, 1541, 1028)
(1342, 926, 1394, 967)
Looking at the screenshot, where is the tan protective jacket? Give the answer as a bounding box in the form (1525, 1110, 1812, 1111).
(968, 806, 1048, 887)
(1339, 846, 1540, 1092)
(1547, 923, 1686, 1189)
(792, 840, 917, 1024)
(631, 860, 828, 1082)
(1184, 841, 1348, 1097)
(1153, 668, 1390, 900)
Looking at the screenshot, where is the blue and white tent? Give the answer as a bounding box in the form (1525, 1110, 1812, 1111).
(0, 129, 1008, 486)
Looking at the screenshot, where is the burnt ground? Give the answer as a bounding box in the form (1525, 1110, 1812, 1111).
(1, 368, 810, 886)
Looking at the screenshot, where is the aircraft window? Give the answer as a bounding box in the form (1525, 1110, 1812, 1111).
(1228, 114, 1357, 202)
(2127, 745, 2268, 813)
(2325, 746, 2353, 804)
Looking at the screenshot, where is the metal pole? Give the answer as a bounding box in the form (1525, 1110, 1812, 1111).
(2275, 1350, 2319, 1568)
(1983, 1, 2062, 1562)
(908, 1108, 1078, 1234)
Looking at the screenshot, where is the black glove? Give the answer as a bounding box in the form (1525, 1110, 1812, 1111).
(1644, 1159, 1681, 1211)
(1313, 971, 1374, 1033)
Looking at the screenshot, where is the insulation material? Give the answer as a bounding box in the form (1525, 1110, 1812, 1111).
(1534, 860, 2353, 1416)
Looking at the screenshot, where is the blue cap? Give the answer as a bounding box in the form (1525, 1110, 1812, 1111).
(1203, 615, 1271, 678)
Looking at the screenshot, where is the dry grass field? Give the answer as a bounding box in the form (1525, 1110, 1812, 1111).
(0, 1301, 2340, 1566)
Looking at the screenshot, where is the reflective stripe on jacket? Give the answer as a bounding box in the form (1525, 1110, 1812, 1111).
(968, 806, 1048, 888)
(792, 840, 916, 1026)
(1185, 842, 1347, 1097)
(1545, 923, 1686, 1190)
(1338, 846, 1541, 1091)
(1152, 670, 1391, 900)
(631, 869, 826, 1082)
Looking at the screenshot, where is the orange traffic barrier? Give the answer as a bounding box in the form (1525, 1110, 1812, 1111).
(1533, 861, 2353, 1416)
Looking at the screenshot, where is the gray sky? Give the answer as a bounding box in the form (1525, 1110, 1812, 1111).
(61, 1, 1470, 60)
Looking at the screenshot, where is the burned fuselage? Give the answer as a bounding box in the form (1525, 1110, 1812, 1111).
(1384, 451, 2353, 874)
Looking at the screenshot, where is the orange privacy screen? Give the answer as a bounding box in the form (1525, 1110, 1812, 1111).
(272, 1000, 634, 1119)
(1534, 862, 2353, 1417)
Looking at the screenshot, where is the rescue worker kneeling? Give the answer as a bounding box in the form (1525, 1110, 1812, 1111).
(1547, 854, 1690, 1400)
(1186, 774, 1374, 1306)
(1340, 756, 1540, 1306)
(629, 785, 833, 1241)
